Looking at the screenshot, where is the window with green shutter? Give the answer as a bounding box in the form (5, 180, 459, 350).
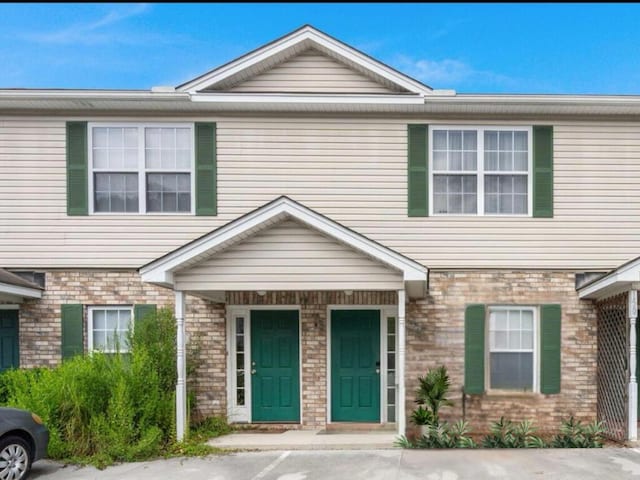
(533, 126, 554, 218)
(407, 124, 428, 217)
(464, 304, 485, 394)
(66, 122, 88, 216)
(195, 123, 217, 216)
(61, 304, 84, 360)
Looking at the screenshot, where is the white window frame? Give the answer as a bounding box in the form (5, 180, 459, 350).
(429, 125, 533, 217)
(87, 305, 134, 353)
(88, 122, 196, 215)
(486, 305, 539, 393)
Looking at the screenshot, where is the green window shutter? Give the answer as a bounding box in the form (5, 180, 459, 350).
(533, 126, 553, 218)
(134, 304, 157, 326)
(464, 304, 486, 394)
(408, 124, 428, 217)
(66, 122, 88, 216)
(195, 123, 217, 216)
(61, 304, 84, 360)
(540, 304, 562, 394)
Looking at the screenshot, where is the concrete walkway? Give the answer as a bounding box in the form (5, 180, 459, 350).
(207, 429, 398, 450)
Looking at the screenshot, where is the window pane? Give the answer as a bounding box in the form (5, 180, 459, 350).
(108, 149, 124, 169)
(463, 130, 477, 150)
(387, 317, 396, 334)
(161, 129, 175, 149)
(176, 129, 191, 149)
(146, 149, 161, 169)
(463, 152, 477, 171)
(508, 331, 521, 349)
(161, 149, 175, 169)
(433, 194, 447, 214)
(123, 148, 138, 169)
(463, 194, 477, 214)
(106, 310, 118, 330)
(93, 310, 105, 329)
(493, 311, 508, 330)
(514, 152, 528, 171)
(498, 131, 512, 150)
(514, 131, 528, 150)
(484, 131, 498, 150)
(490, 352, 533, 390)
(521, 331, 533, 349)
(508, 312, 520, 330)
(146, 173, 191, 213)
(176, 150, 191, 169)
(449, 131, 462, 150)
(109, 128, 123, 147)
(521, 311, 534, 329)
(387, 353, 395, 370)
(94, 173, 138, 213)
(494, 331, 508, 349)
(387, 406, 396, 423)
(236, 318, 245, 335)
(433, 131, 447, 150)
(485, 151, 498, 171)
(146, 128, 161, 148)
(499, 151, 512, 171)
(485, 194, 498, 214)
(124, 128, 138, 148)
(449, 194, 462, 212)
(514, 176, 528, 194)
(433, 151, 447, 171)
(93, 331, 106, 350)
(93, 149, 109, 169)
(236, 335, 244, 351)
(449, 151, 462, 171)
(93, 128, 109, 147)
(433, 175, 447, 193)
(448, 176, 462, 194)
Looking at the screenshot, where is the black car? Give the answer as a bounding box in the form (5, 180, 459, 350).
(0, 408, 49, 480)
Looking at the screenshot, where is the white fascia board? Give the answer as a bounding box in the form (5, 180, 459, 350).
(0, 90, 188, 100)
(140, 197, 427, 286)
(179, 27, 432, 96)
(578, 261, 640, 299)
(0, 282, 42, 299)
(190, 93, 425, 105)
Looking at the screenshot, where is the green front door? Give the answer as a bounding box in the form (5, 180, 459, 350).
(251, 310, 300, 422)
(331, 309, 380, 422)
(0, 310, 19, 372)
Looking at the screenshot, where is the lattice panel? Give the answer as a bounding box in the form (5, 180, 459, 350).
(597, 293, 628, 442)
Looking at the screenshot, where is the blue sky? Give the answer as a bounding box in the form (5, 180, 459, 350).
(1, 3, 639, 94)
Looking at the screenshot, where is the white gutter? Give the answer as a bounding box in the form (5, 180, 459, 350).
(0, 282, 42, 299)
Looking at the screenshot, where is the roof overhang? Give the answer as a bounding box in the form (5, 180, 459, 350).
(140, 196, 428, 298)
(0, 269, 43, 302)
(578, 256, 640, 300)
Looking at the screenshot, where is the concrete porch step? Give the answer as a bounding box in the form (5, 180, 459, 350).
(208, 429, 399, 450)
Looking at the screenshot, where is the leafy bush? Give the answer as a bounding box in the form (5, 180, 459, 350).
(396, 420, 476, 449)
(0, 308, 229, 466)
(550, 416, 605, 448)
(414, 366, 454, 426)
(410, 405, 433, 426)
(481, 417, 545, 448)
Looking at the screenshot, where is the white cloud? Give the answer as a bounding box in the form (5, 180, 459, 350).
(394, 55, 514, 89)
(22, 4, 153, 45)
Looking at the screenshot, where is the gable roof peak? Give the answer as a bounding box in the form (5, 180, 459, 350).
(177, 25, 433, 95)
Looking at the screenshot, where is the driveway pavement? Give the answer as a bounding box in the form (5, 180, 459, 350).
(30, 448, 640, 480)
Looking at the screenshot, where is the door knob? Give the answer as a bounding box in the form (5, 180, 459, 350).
(251, 369, 257, 374)
(376, 369, 380, 374)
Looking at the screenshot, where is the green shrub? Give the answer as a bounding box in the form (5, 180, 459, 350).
(414, 366, 454, 426)
(397, 420, 476, 449)
(481, 417, 546, 448)
(0, 307, 229, 467)
(550, 416, 605, 448)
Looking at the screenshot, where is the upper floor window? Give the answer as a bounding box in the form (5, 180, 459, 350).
(89, 124, 194, 214)
(430, 127, 532, 216)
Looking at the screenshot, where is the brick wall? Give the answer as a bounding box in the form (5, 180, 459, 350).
(16, 270, 598, 432)
(405, 270, 598, 434)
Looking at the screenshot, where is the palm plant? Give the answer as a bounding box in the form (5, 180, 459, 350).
(415, 365, 454, 426)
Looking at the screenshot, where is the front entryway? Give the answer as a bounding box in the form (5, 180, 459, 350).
(251, 310, 300, 422)
(331, 309, 380, 422)
(0, 309, 19, 372)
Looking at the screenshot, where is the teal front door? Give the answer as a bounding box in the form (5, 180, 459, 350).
(251, 310, 300, 422)
(331, 309, 380, 422)
(0, 310, 19, 372)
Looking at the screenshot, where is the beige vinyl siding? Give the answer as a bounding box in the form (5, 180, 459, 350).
(2, 117, 640, 269)
(174, 219, 403, 291)
(225, 50, 400, 93)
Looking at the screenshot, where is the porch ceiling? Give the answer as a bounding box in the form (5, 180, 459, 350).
(139, 196, 428, 298)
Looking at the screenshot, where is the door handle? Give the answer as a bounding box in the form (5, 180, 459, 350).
(251, 369, 257, 375)
(375, 360, 380, 374)
(375, 369, 380, 374)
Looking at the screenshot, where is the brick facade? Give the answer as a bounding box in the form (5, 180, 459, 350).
(15, 270, 598, 433)
(406, 270, 598, 434)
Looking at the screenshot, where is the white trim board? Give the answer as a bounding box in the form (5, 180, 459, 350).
(0, 282, 42, 300)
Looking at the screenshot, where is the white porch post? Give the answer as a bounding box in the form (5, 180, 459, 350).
(175, 290, 187, 442)
(629, 290, 638, 441)
(398, 289, 406, 436)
